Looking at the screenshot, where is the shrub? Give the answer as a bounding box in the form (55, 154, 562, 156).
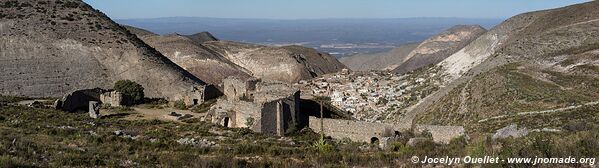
(312, 138, 336, 154)
(173, 100, 187, 110)
(113, 80, 144, 105)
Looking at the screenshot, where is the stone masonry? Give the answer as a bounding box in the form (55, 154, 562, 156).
(308, 117, 405, 143)
(100, 91, 123, 107)
(204, 77, 303, 136)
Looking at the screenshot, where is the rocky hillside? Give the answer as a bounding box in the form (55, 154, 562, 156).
(201, 41, 347, 83)
(0, 0, 211, 100)
(339, 43, 419, 71)
(126, 30, 252, 85)
(392, 25, 486, 74)
(407, 1, 599, 132)
(127, 26, 346, 84)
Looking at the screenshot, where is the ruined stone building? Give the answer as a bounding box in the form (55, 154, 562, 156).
(308, 117, 404, 144)
(100, 91, 124, 107)
(204, 77, 304, 136)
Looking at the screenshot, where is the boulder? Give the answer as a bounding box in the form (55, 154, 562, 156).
(56, 88, 106, 112)
(27, 101, 44, 108)
(89, 101, 101, 119)
(407, 138, 431, 147)
(492, 124, 528, 140)
(379, 137, 399, 149)
(414, 125, 467, 144)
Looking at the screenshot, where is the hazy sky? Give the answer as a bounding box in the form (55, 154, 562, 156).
(84, 0, 590, 20)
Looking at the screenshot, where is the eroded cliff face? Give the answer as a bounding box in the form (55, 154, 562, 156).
(0, 0, 209, 101)
(129, 31, 252, 86)
(126, 26, 346, 85)
(339, 43, 420, 71)
(391, 25, 487, 74)
(201, 41, 347, 83)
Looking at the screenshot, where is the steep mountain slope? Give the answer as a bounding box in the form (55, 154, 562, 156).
(339, 43, 420, 71)
(202, 41, 347, 83)
(407, 1, 599, 132)
(392, 25, 486, 74)
(0, 0, 211, 100)
(126, 29, 252, 85)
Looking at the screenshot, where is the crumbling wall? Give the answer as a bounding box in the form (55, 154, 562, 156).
(309, 117, 402, 143)
(183, 85, 206, 106)
(206, 99, 261, 129)
(100, 91, 123, 107)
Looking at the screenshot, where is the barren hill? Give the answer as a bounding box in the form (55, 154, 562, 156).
(339, 43, 420, 71)
(0, 0, 212, 101)
(185, 32, 218, 44)
(126, 26, 346, 84)
(203, 41, 347, 83)
(127, 30, 252, 85)
(403, 1, 599, 132)
(392, 25, 486, 74)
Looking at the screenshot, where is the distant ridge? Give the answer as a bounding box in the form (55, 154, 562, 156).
(185, 32, 219, 44)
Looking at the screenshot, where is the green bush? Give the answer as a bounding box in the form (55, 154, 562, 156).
(113, 80, 144, 105)
(312, 139, 336, 154)
(173, 100, 187, 110)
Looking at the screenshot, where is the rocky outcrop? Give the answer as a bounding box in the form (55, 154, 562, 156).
(203, 41, 347, 83)
(392, 25, 486, 74)
(414, 125, 467, 144)
(339, 43, 420, 71)
(492, 124, 528, 140)
(0, 0, 212, 102)
(55, 88, 105, 112)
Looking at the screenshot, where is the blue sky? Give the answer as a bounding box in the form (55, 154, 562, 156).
(84, 0, 590, 20)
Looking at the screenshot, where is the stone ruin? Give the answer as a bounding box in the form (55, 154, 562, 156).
(54, 88, 125, 115)
(54, 88, 107, 112)
(183, 85, 208, 106)
(308, 117, 403, 145)
(204, 77, 304, 136)
(100, 91, 123, 107)
(308, 117, 469, 147)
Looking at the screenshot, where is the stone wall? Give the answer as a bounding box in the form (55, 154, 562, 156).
(206, 77, 302, 136)
(100, 91, 123, 107)
(309, 117, 404, 143)
(183, 85, 206, 106)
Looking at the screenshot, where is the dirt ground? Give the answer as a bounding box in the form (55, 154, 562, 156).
(102, 107, 207, 122)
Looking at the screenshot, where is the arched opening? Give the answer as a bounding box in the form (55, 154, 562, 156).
(223, 117, 230, 127)
(193, 99, 198, 105)
(394, 131, 401, 137)
(370, 137, 380, 144)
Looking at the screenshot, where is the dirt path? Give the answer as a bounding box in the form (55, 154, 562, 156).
(478, 101, 599, 123)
